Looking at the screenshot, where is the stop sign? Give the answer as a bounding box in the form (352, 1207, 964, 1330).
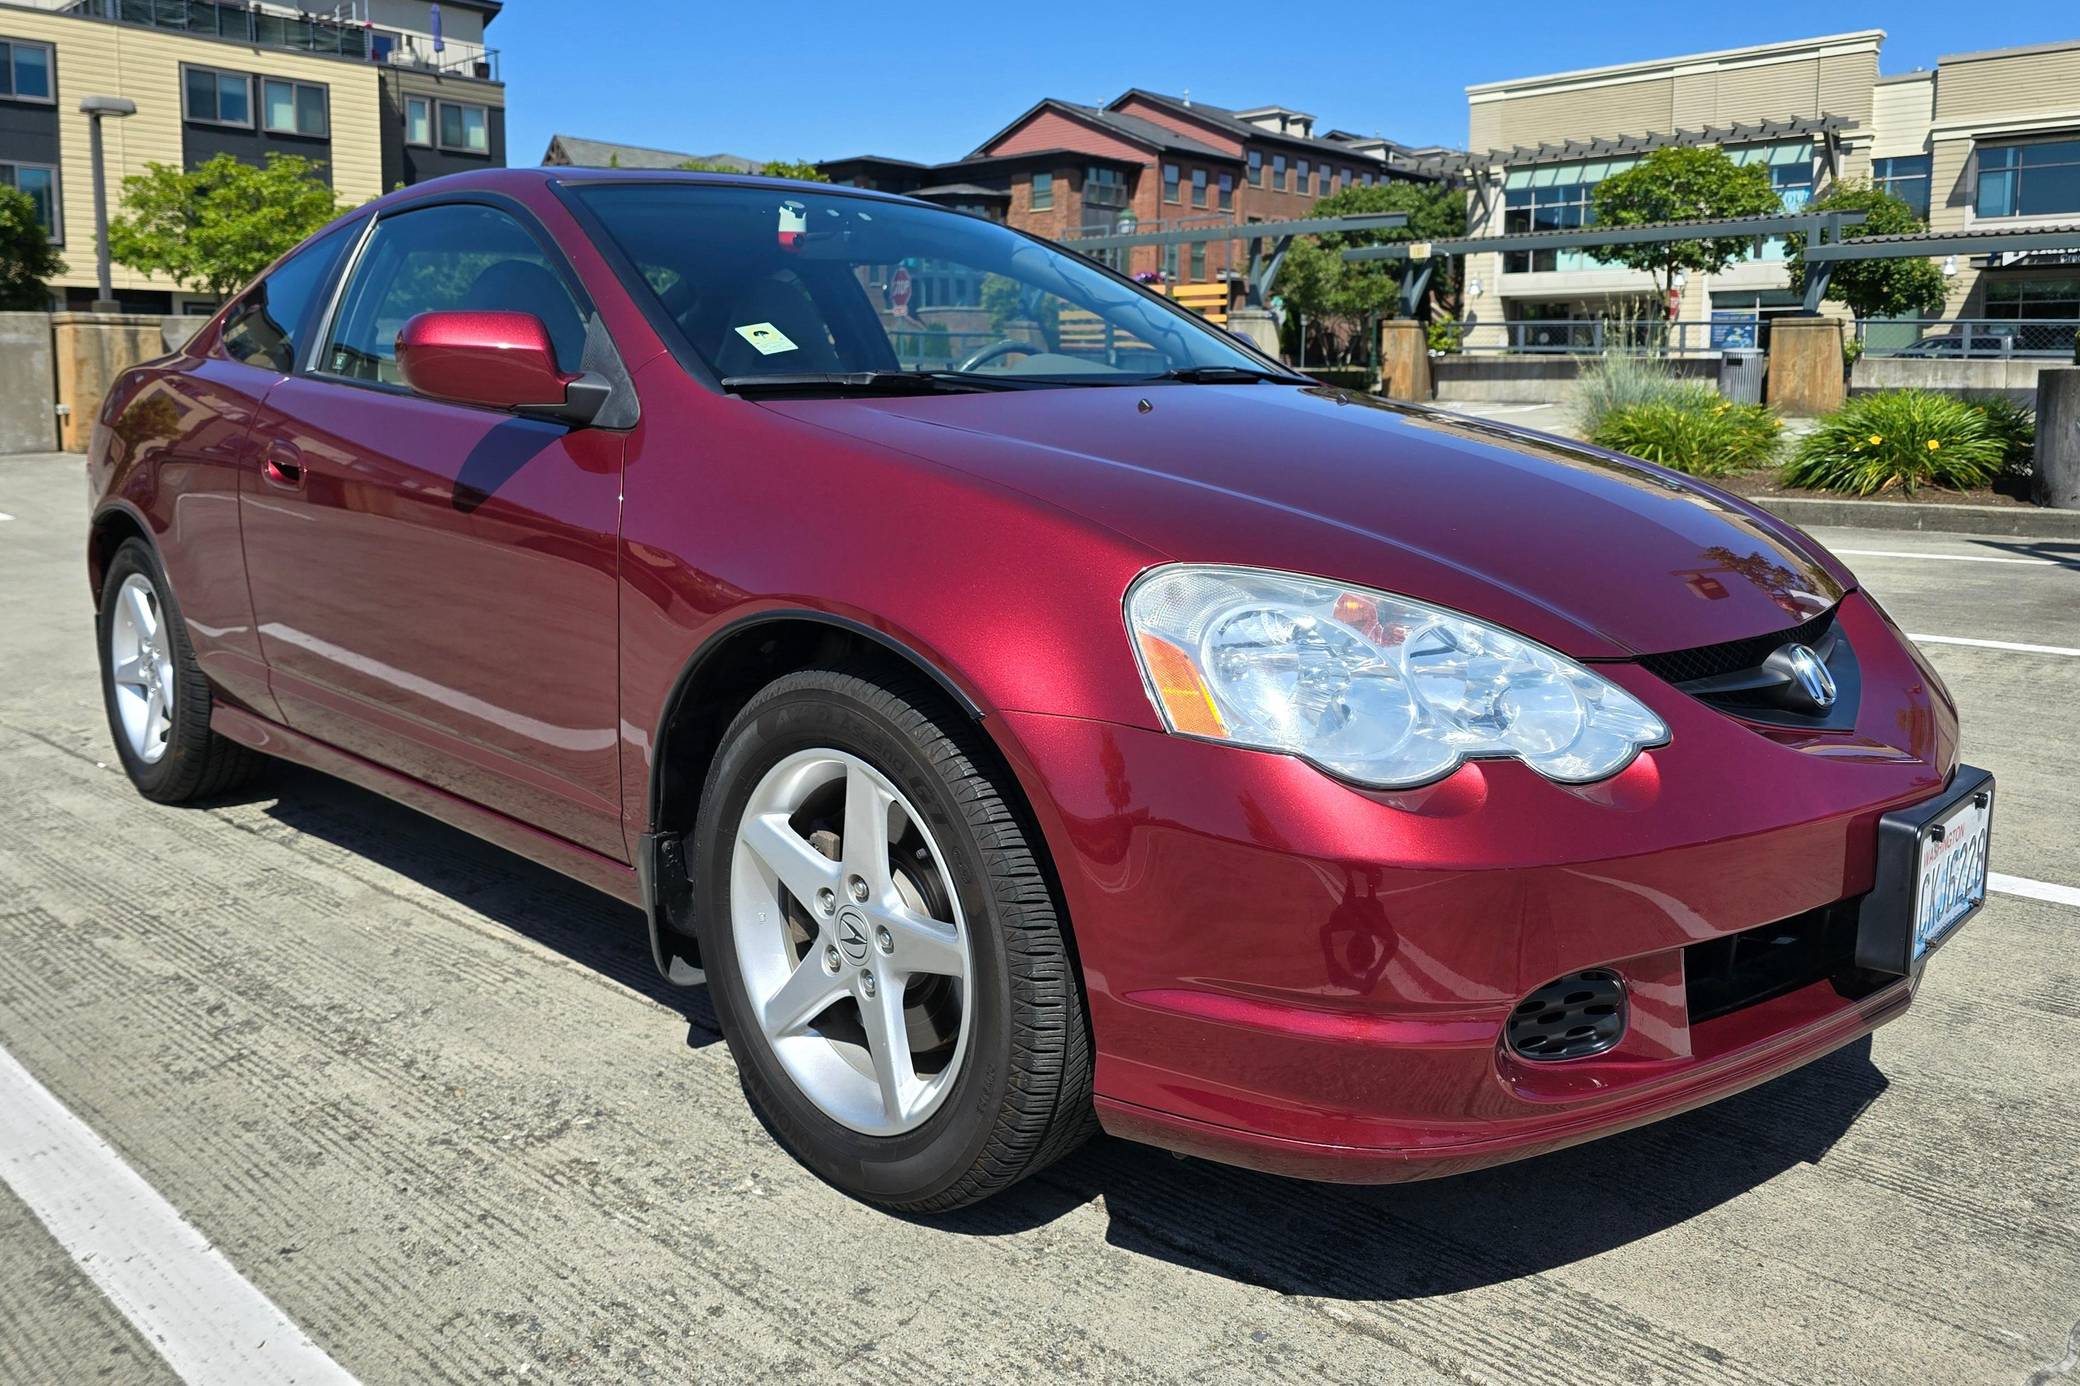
(889, 266, 912, 315)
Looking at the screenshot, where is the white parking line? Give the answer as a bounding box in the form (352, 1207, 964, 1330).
(1909, 634, 2080, 658)
(1992, 873, 2080, 909)
(0, 1046, 358, 1386)
(1837, 548, 2055, 566)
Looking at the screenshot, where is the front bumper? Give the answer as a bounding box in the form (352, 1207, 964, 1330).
(991, 591, 1963, 1181)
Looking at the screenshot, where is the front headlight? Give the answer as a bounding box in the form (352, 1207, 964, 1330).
(1126, 565, 1669, 789)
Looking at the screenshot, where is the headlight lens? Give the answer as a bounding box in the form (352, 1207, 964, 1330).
(1127, 565, 1668, 788)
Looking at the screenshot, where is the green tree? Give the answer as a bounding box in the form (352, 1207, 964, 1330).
(1783, 180, 1945, 320)
(0, 186, 64, 309)
(1270, 180, 1466, 364)
(677, 158, 831, 183)
(1589, 146, 1783, 306)
(108, 153, 340, 300)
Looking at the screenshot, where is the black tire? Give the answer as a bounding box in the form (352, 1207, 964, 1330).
(692, 664, 1095, 1211)
(96, 538, 260, 804)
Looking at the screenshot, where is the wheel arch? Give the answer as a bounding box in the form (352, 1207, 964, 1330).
(639, 610, 1017, 984)
(87, 502, 157, 602)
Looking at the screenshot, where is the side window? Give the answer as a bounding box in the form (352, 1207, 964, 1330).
(220, 221, 356, 373)
(320, 203, 585, 386)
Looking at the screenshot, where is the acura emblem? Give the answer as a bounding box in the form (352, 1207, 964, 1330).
(837, 910, 870, 963)
(1781, 643, 1836, 710)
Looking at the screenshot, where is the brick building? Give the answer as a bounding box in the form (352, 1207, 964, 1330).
(820, 90, 1444, 285)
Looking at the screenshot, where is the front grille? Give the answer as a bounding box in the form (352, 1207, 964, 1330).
(1684, 902, 1882, 1025)
(1507, 969, 1626, 1061)
(1637, 606, 1836, 687)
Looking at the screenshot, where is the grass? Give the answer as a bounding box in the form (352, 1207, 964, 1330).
(1589, 398, 1785, 477)
(1569, 351, 1721, 437)
(1782, 390, 2006, 495)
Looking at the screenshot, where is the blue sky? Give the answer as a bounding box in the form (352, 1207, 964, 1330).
(495, 3, 2068, 167)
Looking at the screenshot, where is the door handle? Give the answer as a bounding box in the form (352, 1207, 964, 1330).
(262, 449, 303, 489)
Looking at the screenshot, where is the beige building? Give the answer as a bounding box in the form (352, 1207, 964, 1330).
(1454, 30, 2080, 348)
(0, 0, 505, 312)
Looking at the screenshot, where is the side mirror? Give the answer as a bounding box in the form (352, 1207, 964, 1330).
(394, 310, 610, 425)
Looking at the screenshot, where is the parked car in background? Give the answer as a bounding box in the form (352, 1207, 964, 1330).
(86, 170, 1992, 1210)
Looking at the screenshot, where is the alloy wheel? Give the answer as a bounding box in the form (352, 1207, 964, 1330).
(728, 749, 972, 1136)
(108, 574, 175, 765)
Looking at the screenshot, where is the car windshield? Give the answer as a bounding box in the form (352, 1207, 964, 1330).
(569, 181, 1286, 388)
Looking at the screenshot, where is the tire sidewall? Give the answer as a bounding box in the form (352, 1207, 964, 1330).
(97, 539, 207, 800)
(693, 676, 1013, 1206)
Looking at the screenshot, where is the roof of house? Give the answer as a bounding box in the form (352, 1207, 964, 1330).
(968, 98, 1240, 162)
(541, 135, 760, 171)
(1106, 89, 1433, 164)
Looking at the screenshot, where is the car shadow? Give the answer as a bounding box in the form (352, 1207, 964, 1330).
(933, 1035, 1889, 1299)
(202, 765, 1890, 1298)
(210, 763, 721, 1047)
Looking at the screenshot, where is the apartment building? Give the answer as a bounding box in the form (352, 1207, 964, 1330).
(1454, 30, 2080, 342)
(0, 0, 504, 312)
(821, 89, 1443, 286)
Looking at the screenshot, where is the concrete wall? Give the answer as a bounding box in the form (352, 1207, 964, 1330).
(0, 312, 56, 453)
(1852, 354, 2064, 404)
(1432, 354, 1720, 403)
(51, 313, 173, 453)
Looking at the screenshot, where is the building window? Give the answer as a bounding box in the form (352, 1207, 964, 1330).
(1500, 159, 1636, 273)
(0, 38, 53, 103)
(0, 161, 58, 240)
(183, 65, 253, 127)
(1189, 242, 1206, 280)
(1272, 154, 1287, 191)
(1873, 155, 1932, 219)
(1987, 275, 2080, 321)
(1296, 159, 1309, 194)
(404, 95, 431, 146)
(1978, 139, 2080, 219)
(1162, 162, 1180, 203)
(436, 100, 490, 154)
(1190, 168, 1206, 208)
(261, 78, 328, 137)
(1162, 243, 1178, 281)
(1030, 170, 1052, 210)
(1317, 167, 1330, 196)
(1247, 150, 1262, 187)
(1217, 172, 1233, 211)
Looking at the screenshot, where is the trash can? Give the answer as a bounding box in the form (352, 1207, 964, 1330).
(1719, 348, 1765, 405)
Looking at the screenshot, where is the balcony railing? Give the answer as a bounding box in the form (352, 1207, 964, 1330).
(39, 0, 500, 80)
(1435, 319, 1736, 357)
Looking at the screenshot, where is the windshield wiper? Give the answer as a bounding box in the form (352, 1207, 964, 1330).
(1150, 365, 1303, 384)
(720, 371, 1014, 397)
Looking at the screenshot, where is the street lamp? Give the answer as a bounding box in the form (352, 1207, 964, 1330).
(79, 95, 137, 313)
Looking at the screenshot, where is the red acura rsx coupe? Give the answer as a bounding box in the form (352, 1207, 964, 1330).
(87, 170, 1993, 1211)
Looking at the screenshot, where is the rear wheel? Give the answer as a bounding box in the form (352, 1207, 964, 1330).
(692, 665, 1093, 1210)
(97, 538, 259, 803)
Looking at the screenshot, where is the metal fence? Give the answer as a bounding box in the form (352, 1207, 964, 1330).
(1855, 318, 2077, 359)
(1433, 319, 1737, 356)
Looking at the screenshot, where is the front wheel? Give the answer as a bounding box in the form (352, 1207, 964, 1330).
(692, 665, 1093, 1210)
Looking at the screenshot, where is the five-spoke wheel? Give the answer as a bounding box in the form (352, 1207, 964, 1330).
(731, 749, 972, 1135)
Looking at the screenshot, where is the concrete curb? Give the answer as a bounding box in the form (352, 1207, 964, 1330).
(1752, 495, 2080, 538)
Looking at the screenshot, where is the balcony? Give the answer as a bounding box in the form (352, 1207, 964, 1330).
(26, 0, 501, 81)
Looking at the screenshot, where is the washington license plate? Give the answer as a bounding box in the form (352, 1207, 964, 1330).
(1914, 787, 1992, 960)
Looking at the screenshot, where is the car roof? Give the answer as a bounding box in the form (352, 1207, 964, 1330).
(367, 165, 937, 216)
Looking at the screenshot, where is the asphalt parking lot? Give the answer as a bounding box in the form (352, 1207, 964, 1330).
(2, 449, 2076, 1386)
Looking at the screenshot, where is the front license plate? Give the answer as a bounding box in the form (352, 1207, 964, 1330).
(1854, 765, 1994, 976)
(1913, 787, 1991, 959)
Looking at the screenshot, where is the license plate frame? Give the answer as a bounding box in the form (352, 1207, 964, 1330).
(1854, 765, 1994, 976)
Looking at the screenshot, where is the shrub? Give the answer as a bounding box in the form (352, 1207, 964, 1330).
(1783, 390, 2006, 495)
(1590, 399, 1784, 477)
(1960, 393, 2035, 477)
(1570, 351, 1719, 436)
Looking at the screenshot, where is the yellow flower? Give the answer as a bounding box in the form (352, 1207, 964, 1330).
(1774, 418, 1785, 429)
(1927, 438, 1942, 451)
(1869, 434, 1883, 445)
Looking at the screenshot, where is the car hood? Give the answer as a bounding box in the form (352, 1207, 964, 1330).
(760, 384, 1849, 660)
